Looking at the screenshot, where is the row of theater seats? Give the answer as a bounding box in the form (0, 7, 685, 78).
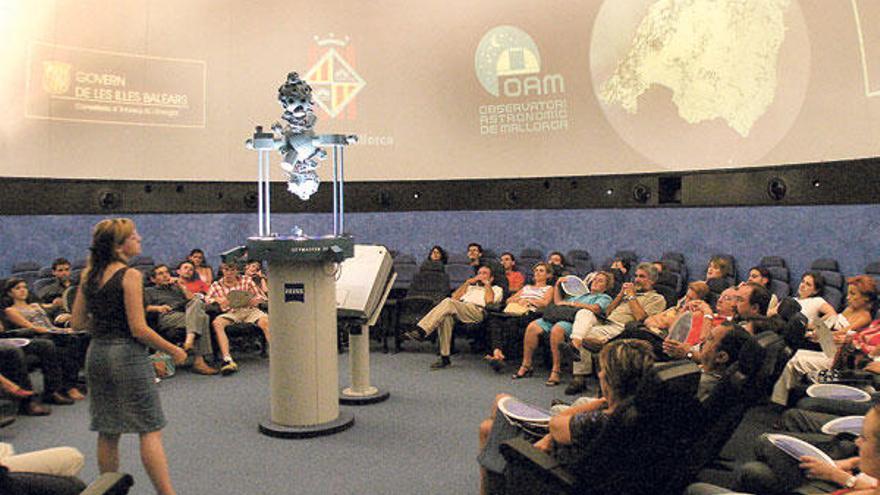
(8, 256, 157, 293)
(494, 331, 791, 495)
(389, 249, 879, 313)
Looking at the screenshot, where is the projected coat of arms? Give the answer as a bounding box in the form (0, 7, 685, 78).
(305, 36, 365, 119)
(42, 61, 72, 95)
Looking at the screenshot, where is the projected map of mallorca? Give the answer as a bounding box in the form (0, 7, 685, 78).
(599, 0, 789, 138)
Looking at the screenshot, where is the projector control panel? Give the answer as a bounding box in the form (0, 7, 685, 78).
(247, 236, 354, 263)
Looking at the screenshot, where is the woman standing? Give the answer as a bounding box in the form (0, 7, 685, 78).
(71, 219, 185, 495)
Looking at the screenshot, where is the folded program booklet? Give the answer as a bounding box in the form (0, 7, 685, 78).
(226, 290, 253, 309)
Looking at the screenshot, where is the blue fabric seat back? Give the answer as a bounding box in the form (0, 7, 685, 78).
(819, 270, 844, 290)
(392, 264, 417, 291)
(767, 266, 790, 283)
(446, 263, 475, 288)
(661, 252, 686, 265)
(447, 252, 469, 265)
(394, 253, 416, 266)
(10, 261, 40, 273)
(769, 279, 792, 300)
(823, 287, 844, 312)
(759, 256, 787, 268)
(810, 258, 840, 272)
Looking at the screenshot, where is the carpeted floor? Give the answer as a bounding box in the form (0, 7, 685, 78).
(5, 337, 782, 494)
(5, 340, 583, 495)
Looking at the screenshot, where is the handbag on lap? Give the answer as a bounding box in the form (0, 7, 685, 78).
(542, 303, 580, 323)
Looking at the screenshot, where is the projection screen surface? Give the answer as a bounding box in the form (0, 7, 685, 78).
(1, 0, 879, 182)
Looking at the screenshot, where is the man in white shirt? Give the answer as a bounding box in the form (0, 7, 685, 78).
(404, 265, 503, 369)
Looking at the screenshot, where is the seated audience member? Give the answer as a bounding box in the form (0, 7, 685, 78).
(0, 343, 62, 413)
(0, 442, 84, 478)
(703, 255, 734, 308)
(513, 272, 614, 386)
(402, 265, 503, 369)
(144, 265, 218, 375)
(747, 266, 780, 314)
(499, 252, 525, 292)
(188, 248, 214, 285)
(426, 245, 448, 265)
(1, 278, 84, 402)
(774, 271, 838, 325)
(696, 321, 753, 401)
(244, 260, 269, 295)
(733, 282, 773, 321)
(610, 258, 631, 280)
(36, 257, 73, 323)
(770, 275, 876, 407)
(176, 260, 210, 295)
(206, 262, 269, 375)
(606, 281, 709, 362)
(547, 251, 569, 278)
(467, 243, 484, 267)
(483, 262, 553, 370)
(663, 286, 738, 364)
(607, 257, 632, 297)
(736, 403, 880, 495)
(706, 256, 733, 284)
(0, 443, 86, 495)
(566, 263, 666, 394)
(477, 339, 655, 495)
(643, 281, 710, 335)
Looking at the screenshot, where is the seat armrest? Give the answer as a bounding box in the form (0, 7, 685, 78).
(0, 329, 38, 338)
(499, 437, 576, 494)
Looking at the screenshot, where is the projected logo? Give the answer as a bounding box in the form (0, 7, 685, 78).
(305, 35, 365, 119)
(25, 42, 206, 128)
(475, 26, 542, 97)
(41, 61, 72, 95)
(474, 26, 568, 136)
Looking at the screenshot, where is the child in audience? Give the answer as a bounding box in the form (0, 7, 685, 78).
(244, 260, 268, 295)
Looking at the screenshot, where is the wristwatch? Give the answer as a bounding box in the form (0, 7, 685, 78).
(685, 351, 694, 361)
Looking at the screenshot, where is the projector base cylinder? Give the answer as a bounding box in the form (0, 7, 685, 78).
(259, 412, 354, 439)
(262, 259, 349, 436)
(340, 324, 390, 405)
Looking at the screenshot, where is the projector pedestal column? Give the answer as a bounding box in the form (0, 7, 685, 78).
(340, 323, 390, 405)
(258, 259, 354, 438)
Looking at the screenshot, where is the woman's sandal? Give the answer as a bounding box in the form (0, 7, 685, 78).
(5, 385, 34, 399)
(545, 370, 562, 387)
(511, 365, 534, 380)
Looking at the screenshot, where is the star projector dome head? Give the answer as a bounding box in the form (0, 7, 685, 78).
(278, 72, 315, 125)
